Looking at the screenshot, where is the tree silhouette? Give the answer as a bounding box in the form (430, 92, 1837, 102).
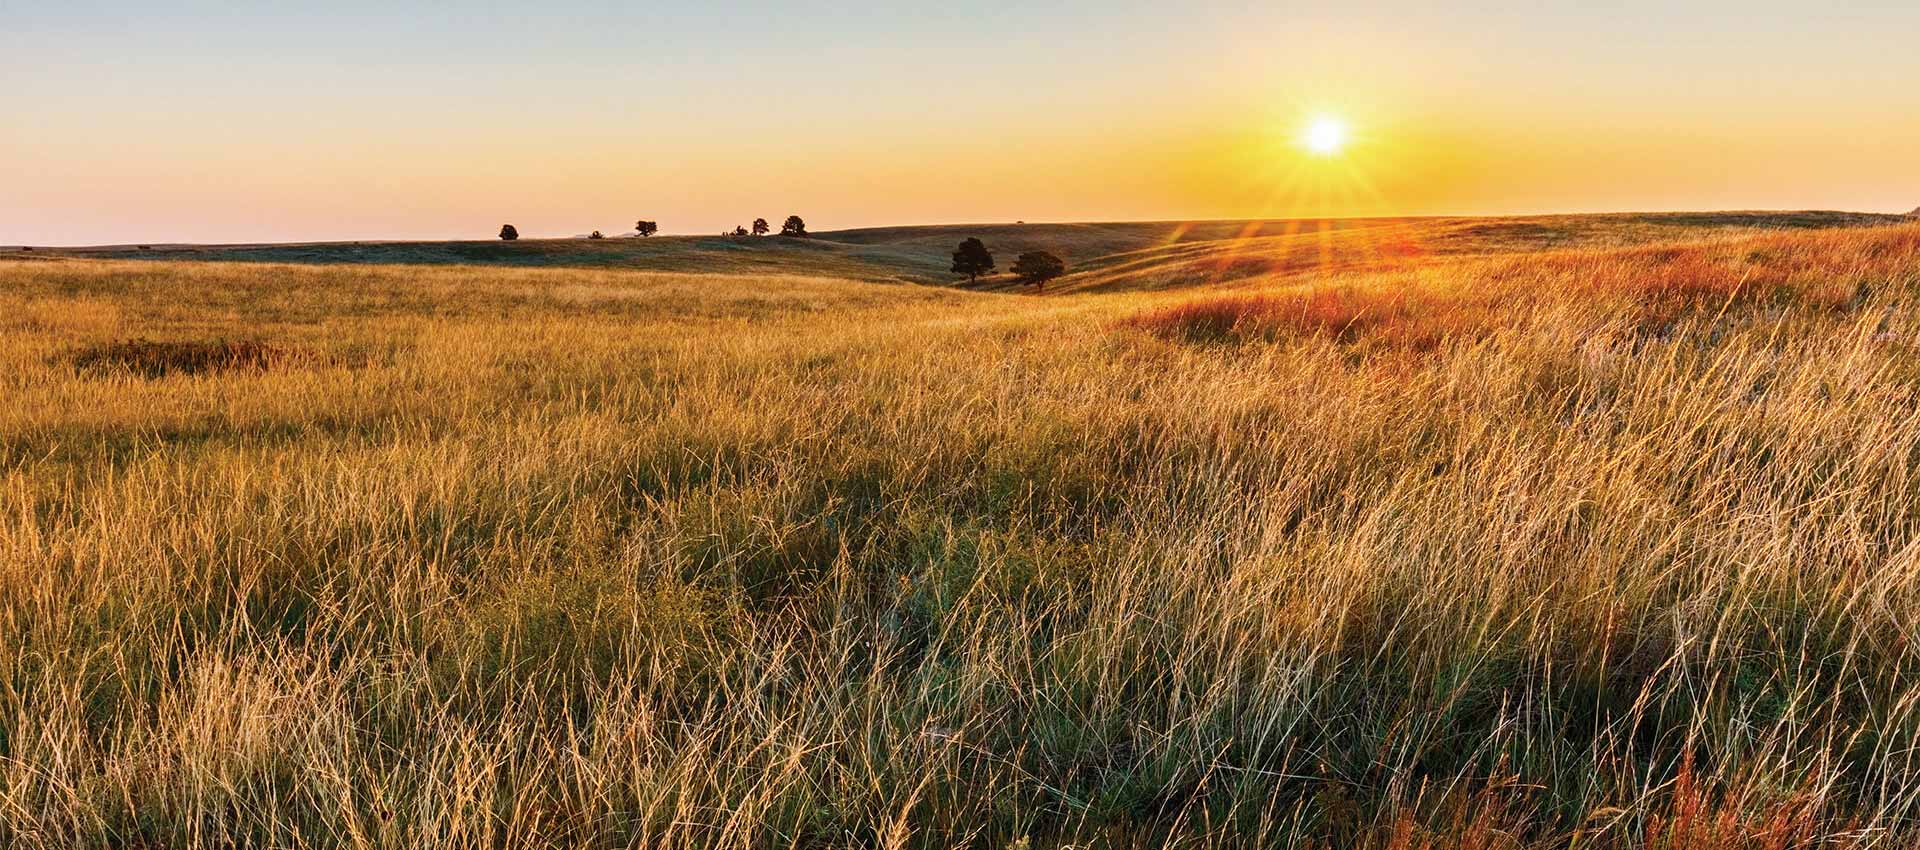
(499, 224, 519, 241)
(635, 220, 659, 237)
(781, 216, 807, 237)
(589, 231, 605, 240)
(732, 225, 750, 237)
(951, 238, 995, 284)
(1010, 250, 1066, 292)
(752, 218, 770, 236)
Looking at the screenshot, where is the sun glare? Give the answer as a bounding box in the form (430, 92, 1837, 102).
(1303, 116, 1348, 155)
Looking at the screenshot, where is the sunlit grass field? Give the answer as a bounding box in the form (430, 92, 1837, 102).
(5, 217, 1920, 847)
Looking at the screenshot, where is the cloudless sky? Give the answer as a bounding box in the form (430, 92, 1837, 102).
(5, 1, 1918, 244)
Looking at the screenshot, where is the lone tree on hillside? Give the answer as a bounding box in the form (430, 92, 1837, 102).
(753, 218, 771, 236)
(781, 215, 807, 237)
(499, 224, 519, 241)
(951, 237, 995, 285)
(635, 220, 659, 237)
(589, 231, 605, 239)
(1010, 250, 1066, 292)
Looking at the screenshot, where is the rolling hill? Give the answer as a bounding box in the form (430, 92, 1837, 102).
(27, 210, 1905, 293)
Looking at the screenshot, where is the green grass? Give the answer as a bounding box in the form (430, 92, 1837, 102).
(4, 217, 1920, 847)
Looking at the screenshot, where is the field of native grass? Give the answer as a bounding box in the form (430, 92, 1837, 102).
(5, 220, 1920, 848)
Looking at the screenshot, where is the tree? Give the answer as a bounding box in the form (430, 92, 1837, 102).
(635, 220, 658, 237)
(951, 237, 995, 284)
(752, 218, 770, 236)
(499, 224, 519, 241)
(1010, 250, 1066, 292)
(781, 215, 807, 237)
(588, 231, 605, 240)
(732, 225, 750, 237)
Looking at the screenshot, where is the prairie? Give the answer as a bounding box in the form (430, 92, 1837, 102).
(5, 214, 1920, 848)
(37, 209, 1903, 288)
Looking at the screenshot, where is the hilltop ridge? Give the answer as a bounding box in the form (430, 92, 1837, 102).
(23, 210, 1908, 293)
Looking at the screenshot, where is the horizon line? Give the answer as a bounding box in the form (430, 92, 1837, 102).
(11, 207, 1915, 251)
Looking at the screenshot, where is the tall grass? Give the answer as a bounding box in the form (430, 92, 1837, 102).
(2, 224, 1920, 847)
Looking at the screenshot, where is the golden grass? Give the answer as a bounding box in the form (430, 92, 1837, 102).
(3, 223, 1920, 847)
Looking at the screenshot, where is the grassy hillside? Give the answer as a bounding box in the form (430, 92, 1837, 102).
(50, 235, 929, 282)
(5, 220, 1920, 847)
(966, 211, 1912, 294)
(33, 210, 1905, 290)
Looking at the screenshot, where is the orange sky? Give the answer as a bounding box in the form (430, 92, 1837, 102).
(6, 3, 1918, 244)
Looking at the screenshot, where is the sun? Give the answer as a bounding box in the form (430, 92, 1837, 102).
(1303, 116, 1348, 155)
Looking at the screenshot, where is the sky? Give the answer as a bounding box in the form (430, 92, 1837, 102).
(5, 1, 1919, 244)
